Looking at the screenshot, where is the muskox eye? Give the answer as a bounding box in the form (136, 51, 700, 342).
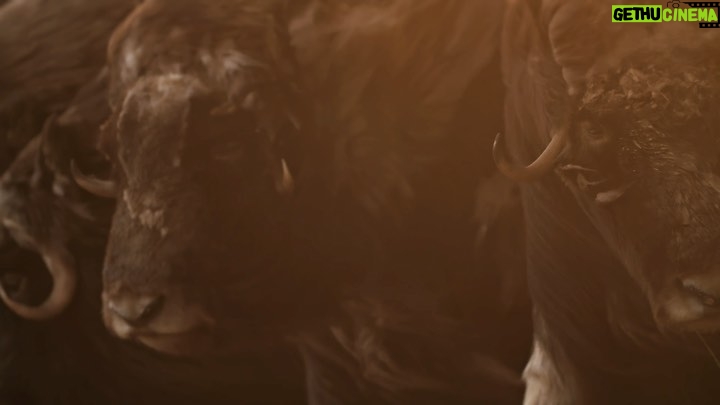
(683, 284, 720, 308)
(579, 121, 610, 142)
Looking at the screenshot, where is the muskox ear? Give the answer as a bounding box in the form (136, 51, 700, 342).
(30, 114, 60, 189)
(556, 117, 632, 205)
(557, 164, 632, 205)
(35, 112, 87, 186)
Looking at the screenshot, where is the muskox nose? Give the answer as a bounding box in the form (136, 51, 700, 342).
(107, 293, 164, 326)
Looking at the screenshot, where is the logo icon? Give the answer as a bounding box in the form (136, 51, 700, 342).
(612, 3, 720, 27)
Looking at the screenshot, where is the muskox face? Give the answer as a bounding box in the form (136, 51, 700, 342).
(555, 48, 720, 334)
(0, 107, 112, 320)
(98, 74, 297, 356)
(0, 135, 72, 316)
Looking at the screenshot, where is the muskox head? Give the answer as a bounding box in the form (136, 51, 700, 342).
(91, 0, 304, 356)
(0, 134, 76, 319)
(0, 70, 113, 319)
(497, 22, 720, 335)
(560, 48, 720, 335)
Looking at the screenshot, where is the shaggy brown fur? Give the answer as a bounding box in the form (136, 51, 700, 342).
(0, 0, 135, 172)
(288, 3, 530, 402)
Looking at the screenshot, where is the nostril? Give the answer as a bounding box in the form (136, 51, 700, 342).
(139, 295, 164, 323)
(108, 294, 165, 327)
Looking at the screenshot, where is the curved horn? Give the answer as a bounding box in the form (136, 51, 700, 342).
(0, 247, 77, 320)
(70, 161, 118, 198)
(493, 123, 570, 182)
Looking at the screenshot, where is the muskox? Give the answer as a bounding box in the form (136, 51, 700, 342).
(85, 0, 530, 402)
(497, 0, 720, 402)
(0, 70, 306, 405)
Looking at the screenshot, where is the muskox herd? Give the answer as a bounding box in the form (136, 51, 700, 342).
(2, 0, 720, 404)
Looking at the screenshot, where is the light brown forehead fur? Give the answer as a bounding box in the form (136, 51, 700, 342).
(107, 0, 287, 94)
